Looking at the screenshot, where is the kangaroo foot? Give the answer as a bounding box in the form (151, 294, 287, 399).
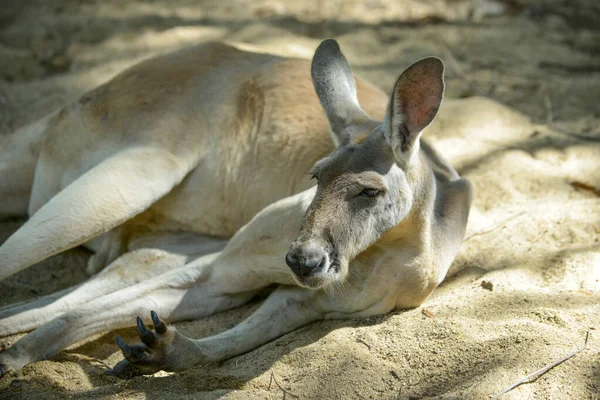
(106, 311, 202, 379)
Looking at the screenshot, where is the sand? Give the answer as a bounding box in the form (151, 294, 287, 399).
(0, 1, 599, 399)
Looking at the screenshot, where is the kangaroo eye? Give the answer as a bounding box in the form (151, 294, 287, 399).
(359, 188, 381, 198)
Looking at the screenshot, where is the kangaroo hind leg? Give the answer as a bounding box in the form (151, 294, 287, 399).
(0, 251, 262, 376)
(0, 233, 228, 337)
(0, 147, 194, 281)
(109, 287, 322, 378)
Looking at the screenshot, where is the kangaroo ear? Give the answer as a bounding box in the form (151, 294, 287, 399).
(311, 39, 371, 146)
(384, 57, 444, 164)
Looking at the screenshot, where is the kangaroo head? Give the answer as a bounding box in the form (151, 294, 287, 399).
(285, 39, 445, 289)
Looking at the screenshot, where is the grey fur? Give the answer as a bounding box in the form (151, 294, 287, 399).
(311, 39, 372, 145)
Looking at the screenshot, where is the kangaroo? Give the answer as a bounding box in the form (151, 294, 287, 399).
(0, 39, 472, 378)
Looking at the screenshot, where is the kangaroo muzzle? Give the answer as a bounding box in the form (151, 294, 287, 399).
(285, 240, 330, 283)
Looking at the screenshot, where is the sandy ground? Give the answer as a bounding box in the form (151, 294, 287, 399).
(0, 0, 599, 398)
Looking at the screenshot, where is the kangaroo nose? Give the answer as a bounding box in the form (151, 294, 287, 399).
(285, 242, 327, 278)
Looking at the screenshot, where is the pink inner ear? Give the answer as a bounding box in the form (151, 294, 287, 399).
(394, 58, 444, 134)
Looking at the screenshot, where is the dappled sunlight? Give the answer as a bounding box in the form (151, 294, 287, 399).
(1, 0, 599, 399)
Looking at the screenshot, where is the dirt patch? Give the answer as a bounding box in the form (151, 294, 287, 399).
(1, 1, 599, 399)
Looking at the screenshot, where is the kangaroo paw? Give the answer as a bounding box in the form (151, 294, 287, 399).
(106, 311, 200, 379)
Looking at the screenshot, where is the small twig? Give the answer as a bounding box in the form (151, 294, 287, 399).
(304, 334, 316, 344)
(421, 308, 436, 318)
(465, 211, 528, 242)
(269, 370, 299, 399)
(357, 338, 372, 350)
(570, 181, 600, 197)
(94, 358, 114, 370)
(74, 355, 114, 371)
(493, 331, 590, 399)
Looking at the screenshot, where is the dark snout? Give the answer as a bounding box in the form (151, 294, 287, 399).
(285, 241, 328, 279)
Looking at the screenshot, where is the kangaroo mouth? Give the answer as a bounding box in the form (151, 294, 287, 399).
(291, 255, 343, 289)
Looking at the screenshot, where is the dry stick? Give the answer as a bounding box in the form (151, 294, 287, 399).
(269, 369, 299, 399)
(570, 181, 600, 198)
(67, 353, 113, 371)
(492, 331, 590, 399)
(464, 211, 528, 242)
(357, 338, 372, 350)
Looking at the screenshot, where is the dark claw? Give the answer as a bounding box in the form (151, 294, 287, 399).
(137, 316, 156, 347)
(115, 335, 129, 353)
(136, 316, 146, 333)
(150, 310, 167, 334)
(115, 336, 149, 363)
